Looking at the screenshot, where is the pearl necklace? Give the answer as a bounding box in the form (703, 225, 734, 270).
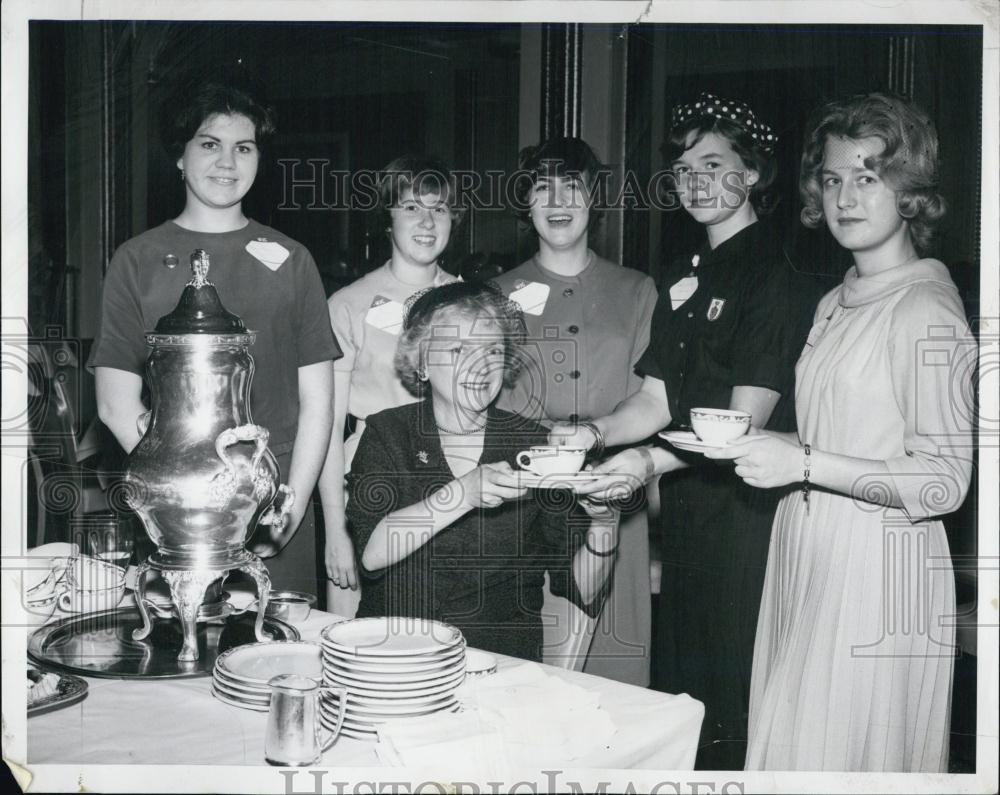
(435, 422, 486, 436)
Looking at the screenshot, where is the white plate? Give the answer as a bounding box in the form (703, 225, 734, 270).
(212, 668, 271, 697)
(321, 644, 465, 672)
(515, 471, 604, 488)
(324, 704, 460, 735)
(319, 712, 378, 740)
(322, 649, 465, 680)
(464, 648, 498, 676)
(321, 662, 465, 692)
(212, 678, 271, 705)
(320, 617, 463, 657)
(322, 669, 465, 699)
(211, 685, 270, 712)
(658, 430, 738, 453)
(321, 689, 458, 716)
(215, 641, 322, 685)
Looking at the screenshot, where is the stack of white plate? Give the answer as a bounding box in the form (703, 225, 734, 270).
(319, 617, 466, 740)
(212, 641, 322, 711)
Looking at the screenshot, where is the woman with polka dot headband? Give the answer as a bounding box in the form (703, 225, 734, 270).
(554, 92, 820, 768)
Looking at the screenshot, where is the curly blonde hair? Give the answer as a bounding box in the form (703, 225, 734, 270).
(799, 92, 945, 255)
(394, 282, 526, 397)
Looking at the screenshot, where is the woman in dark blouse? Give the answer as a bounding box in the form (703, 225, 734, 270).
(555, 93, 819, 768)
(346, 282, 618, 661)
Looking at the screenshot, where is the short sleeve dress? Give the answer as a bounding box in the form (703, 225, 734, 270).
(328, 262, 457, 465)
(746, 259, 974, 772)
(493, 252, 658, 685)
(637, 220, 820, 767)
(88, 219, 342, 592)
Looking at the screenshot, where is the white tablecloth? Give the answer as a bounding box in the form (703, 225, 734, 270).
(27, 608, 703, 770)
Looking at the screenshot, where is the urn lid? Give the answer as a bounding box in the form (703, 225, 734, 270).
(154, 250, 248, 334)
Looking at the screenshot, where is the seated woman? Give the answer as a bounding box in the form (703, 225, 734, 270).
(346, 282, 618, 660)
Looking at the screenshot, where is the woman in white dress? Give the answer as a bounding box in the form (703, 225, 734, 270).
(707, 92, 974, 771)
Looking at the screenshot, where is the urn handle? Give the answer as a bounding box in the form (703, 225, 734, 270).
(215, 423, 271, 477)
(210, 424, 272, 509)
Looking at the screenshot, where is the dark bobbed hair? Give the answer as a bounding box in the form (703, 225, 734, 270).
(376, 154, 467, 232)
(662, 115, 778, 215)
(512, 136, 606, 229)
(160, 66, 276, 161)
(799, 92, 945, 255)
(395, 282, 526, 397)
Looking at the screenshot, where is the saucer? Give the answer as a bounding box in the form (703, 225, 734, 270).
(658, 431, 739, 453)
(515, 472, 604, 488)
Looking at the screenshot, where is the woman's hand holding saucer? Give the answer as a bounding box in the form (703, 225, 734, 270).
(459, 461, 527, 509)
(570, 449, 648, 501)
(703, 431, 800, 488)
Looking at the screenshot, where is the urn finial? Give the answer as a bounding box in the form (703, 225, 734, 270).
(189, 249, 212, 287)
(152, 249, 247, 334)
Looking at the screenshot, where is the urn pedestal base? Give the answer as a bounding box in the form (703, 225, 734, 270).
(132, 549, 271, 662)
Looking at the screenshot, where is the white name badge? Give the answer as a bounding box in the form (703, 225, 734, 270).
(364, 297, 406, 335)
(508, 281, 550, 316)
(245, 239, 290, 270)
(669, 276, 698, 310)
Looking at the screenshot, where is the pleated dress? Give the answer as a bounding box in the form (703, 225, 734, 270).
(745, 259, 974, 772)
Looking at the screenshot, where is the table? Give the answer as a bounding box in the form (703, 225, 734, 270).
(27, 608, 704, 770)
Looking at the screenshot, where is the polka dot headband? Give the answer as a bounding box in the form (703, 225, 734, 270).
(671, 93, 777, 153)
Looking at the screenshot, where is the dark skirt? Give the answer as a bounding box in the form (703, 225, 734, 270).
(654, 463, 786, 769)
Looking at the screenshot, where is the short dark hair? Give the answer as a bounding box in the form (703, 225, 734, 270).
(512, 136, 606, 229)
(662, 114, 778, 215)
(799, 92, 945, 255)
(395, 282, 526, 397)
(160, 67, 276, 161)
(376, 154, 466, 232)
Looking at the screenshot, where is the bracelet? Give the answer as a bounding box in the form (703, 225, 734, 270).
(636, 446, 656, 481)
(577, 420, 606, 457)
(585, 537, 618, 557)
(802, 443, 811, 513)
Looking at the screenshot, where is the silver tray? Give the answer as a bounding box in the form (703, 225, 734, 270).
(28, 607, 299, 679)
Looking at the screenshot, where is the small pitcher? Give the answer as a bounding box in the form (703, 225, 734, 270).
(265, 675, 347, 766)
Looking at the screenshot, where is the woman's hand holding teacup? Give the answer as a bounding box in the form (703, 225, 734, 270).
(703, 431, 800, 488)
(459, 461, 527, 509)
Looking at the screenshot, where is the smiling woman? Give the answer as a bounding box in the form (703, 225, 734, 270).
(87, 68, 341, 596)
(494, 136, 658, 686)
(344, 282, 620, 662)
(176, 114, 261, 216)
(317, 155, 463, 617)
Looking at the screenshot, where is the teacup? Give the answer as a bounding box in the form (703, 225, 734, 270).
(516, 446, 587, 476)
(24, 542, 79, 595)
(58, 556, 126, 613)
(690, 408, 751, 445)
(23, 591, 59, 628)
(59, 580, 125, 614)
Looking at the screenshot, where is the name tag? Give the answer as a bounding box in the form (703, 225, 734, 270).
(365, 296, 405, 335)
(508, 281, 550, 316)
(669, 276, 698, 310)
(245, 239, 290, 270)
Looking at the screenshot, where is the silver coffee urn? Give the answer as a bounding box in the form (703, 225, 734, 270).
(124, 250, 294, 662)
